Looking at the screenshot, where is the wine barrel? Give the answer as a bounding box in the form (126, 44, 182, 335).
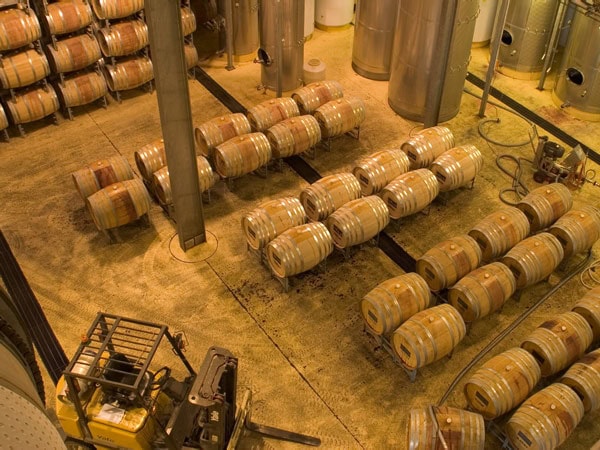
(247, 97, 300, 132)
(449, 262, 516, 322)
(102, 56, 153, 91)
(5, 85, 59, 125)
(506, 383, 584, 450)
(180, 7, 196, 36)
(407, 406, 485, 450)
(299, 172, 362, 222)
(213, 132, 272, 178)
(242, 197, 306, 250)
(292, 80, 344, 114)
(46, 34, 102, 74)
(0, 48, 50, 89)
(516, 183, 573, 232)
(0, 8, 41, 52)
(392, 304, 466, 370)
(416, 234, 482, 292)
(152, 156, 216, 205)
(468, 207, 531, 262)
(465, 347, 541, 419)
(184, 43, 199, 69)
(90, 0, 144, 20)
(380, 169, 439, 220)
(195, 113, 251, 157)
(401, 126, 455, 170)
(85, 179, 151, 231)
(45, 0, 93, 35)
(521, 311, 593, 377)
(352, 148, 410, 196)
(266, 222, 333, 278)
(314, 97, 366, 138)
(549, 205, 600, 258)
(360, 273, 433, 336)
(501, 233, 564, 289)
(0, 104, 8, 131)
(430, 145, 484, 192)
(572, 287, 600, 344)
(265, 115, 321, 158)
(72, 155, 134, 200)
(326, 196, 389, 249)
(58, 70, 108, 108)
(134, 139, 165, 183)
(561, 349, 600, 412)
(96, 20, 148, 57)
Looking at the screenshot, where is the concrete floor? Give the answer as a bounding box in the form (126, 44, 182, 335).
(1, 25, 600, 449)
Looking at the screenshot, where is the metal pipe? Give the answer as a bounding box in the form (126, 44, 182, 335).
(224, 0, 235, 70)
(537, 0, 569, 90)
(424, 0, 458, 127)
(275, 0, 283, 97)
(479, 0, 511, 118)
(145, 0, 206, 251)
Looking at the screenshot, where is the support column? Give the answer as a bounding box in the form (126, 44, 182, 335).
(145, 0, 206, 250)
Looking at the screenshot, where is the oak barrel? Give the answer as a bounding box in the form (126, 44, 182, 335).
(242, 197, 306, 250)
(381, 169, 439, 220)
(152, 156, 216, 205)
(180, 7, 197, 36)
(266, 222, 333, 278)
(299, 172, 362, 222)
(392, 304, 466, 370)
(465, 347, 541, 419)
(521, 311, 593, 377)
(430, 145, 484, 192)
(195, 113, 251, 157)
(265, 114, 321, 158)
(326, 196, 389, 249)
(468, 207, 531, 262)
(561, 349, 600, 413)
(401, 126, 455, 170)
(184, 43, 199, 69)
(134, 139, 165, 182)
(0, 104, 8, 130)
(58, 70, 108, 108)
(506, 383, 584, 450)
(314, 97, 366, 139)
(72, 155, 134, 200)
(360, 272, 433, 336)
(572, 287, 600, 344)
(291, 80, 344, 114)
(501, 233, 564, 289)
(352, 148, 410, 196)
(416, 234, 482, 292)
(96, 20, 148, 57)
(449, 262, 516, 322)
(0, 8, 41, 52)
(5, 85, 59, 124)
(516, 183, 573, 232)
(45, 0, 93, 35)
(0, 48, 50, 89)
(90, 0, 144, 20)
(102, 56, 153, 91)
(247, 97, 300, 132)
(549, 205, 600, 258)
(407, 406, 485, 450)
(85, 179, 151, 231)
(46, 34, 102, 74)
(213, 132, 272, 178)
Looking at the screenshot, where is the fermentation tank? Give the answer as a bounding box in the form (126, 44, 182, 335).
(315, 0, 354, 30)
(472, 0, 498, 47)
(352, 0, 399, 80)
(305, 0, 315, 39)
(230, 0, 259, 61)
(388, 0, 478, 122)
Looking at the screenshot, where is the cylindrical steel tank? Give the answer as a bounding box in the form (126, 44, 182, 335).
(305, 0, 315, 39)
(352, 0, 399, 80)
(388, 0, 478, 122)
(473, 0, 498, 47)
(315, 0, 355, 30)
(494, 0, 559, 79)
(219, 0, 259, 61)
(258, 0, 304, 92)
(552, 9, 600, 121)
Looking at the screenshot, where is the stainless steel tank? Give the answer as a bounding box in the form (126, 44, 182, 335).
(258, 0, 304, 92)
(351, 0, 399, 80)
(552, 8, 600, 120)
(388, 0, 478, 122)
(231, 0, 260, 60)
(493, 0, 559, 79)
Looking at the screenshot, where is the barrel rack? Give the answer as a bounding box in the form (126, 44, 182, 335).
(319, 124, 360, 152)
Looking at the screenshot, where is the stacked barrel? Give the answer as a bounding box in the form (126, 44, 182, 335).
(41, 0, 107, 119)
(0, 3, 58, 135)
